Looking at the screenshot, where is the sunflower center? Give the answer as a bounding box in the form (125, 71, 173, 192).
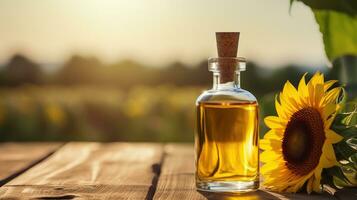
(282, 107, 325, 175)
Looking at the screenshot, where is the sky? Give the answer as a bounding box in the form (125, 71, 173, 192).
(0, 0, 328, 69)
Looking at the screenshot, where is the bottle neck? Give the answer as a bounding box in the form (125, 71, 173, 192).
(213, 71, 241, 90)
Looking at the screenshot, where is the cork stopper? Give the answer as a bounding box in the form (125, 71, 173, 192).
(215, 32, 240, 83)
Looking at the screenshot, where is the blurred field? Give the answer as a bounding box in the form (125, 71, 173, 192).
(0, 54, 337, 142)
(0, 85, 204, 141)
(0, 85, 278, 142)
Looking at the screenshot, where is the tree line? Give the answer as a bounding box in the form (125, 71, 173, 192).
(0, 54, 340, 98)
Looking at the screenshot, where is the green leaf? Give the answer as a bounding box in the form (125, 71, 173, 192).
(291, 0, 357, 16)
(340, 103, 357, 125)
(332, 119, 356, 139)
(321, 168, 336, 188)
(348, 153, 357, 166)
(326, 102, 357, 188)
(327, 166, 351, 184)
(290, 1, 357, 62)
(313, 10, 357, 62)
(334, 142, 356, 161)
(334, 125, 357, 139)
(332, 104, 357, 139)
(332, 104, 357, 161)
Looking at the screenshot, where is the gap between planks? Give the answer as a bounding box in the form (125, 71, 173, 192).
(0, 142, 165, 199)
(1, 143, 352, 200)
(0, 143, 64, 187)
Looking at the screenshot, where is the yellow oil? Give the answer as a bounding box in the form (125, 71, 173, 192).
(195, 101, 259, 183)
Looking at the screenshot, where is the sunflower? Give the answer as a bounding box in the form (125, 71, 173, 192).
(260, 72, 344, 193)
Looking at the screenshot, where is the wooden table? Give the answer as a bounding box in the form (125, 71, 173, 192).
(0, 143, 355, 199)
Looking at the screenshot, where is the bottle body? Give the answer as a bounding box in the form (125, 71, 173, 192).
(195, 58, 259, 192)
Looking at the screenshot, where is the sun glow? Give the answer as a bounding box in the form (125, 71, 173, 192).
(0, 0, 326, 67)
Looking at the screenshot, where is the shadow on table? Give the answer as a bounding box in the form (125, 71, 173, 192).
(334, 188, 357, 199)
(198, 190, 281, 200)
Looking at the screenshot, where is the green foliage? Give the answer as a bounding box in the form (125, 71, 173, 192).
(291, 0, 357, 62)
(325, 103, 357, 188)
(326, 166, 352, 187)
(314, 10, 357, 62)
(333, 108, 357, 141)
(292, 0, 357, 16)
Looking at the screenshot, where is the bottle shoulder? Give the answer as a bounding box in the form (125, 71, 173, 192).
(196, 88, 258, 104)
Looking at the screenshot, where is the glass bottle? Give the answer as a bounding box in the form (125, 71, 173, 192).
(195, 57, 259, 192)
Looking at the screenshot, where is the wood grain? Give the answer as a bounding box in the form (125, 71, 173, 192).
(0, 142, 163, 199)
(0, 142, 61, 186)
(0, 143, 355, 199)
(153, 144, 337, 200)
(153, 144, 205, 200)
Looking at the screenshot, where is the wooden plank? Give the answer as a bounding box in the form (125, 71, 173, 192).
(0, 142, 62, 186)
(153, 144, 336, 200)
(153, 144, 202, 200)
(0, 142, 163, 199)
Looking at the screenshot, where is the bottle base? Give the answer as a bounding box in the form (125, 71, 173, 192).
(196, 180, 259, 193)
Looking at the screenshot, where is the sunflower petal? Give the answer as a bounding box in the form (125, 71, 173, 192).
(260, 138, 281, 150)
(260, 150, 281, 163)
(263, 129, 282, 140)
(275, 98, 288, 120)
(298, 73, 308, 90)
(324, 80, 337, 91)
(275, 174, 309, 192)
(307, 176, 314, 194)
(288, 96, 301, 111)
(319, 153, 336, 168)
(288, 175, 311, 193)
(325, 116, 335, 129)
(264, 116, 285, 129)
(315, 83, 324, 107)
(325, 129, 343, 143)
(283, 81, 298, 98)
(307, 78, 316, 107)
(323, 87, 341, 105)
(322, 103, 337, 120)
(261, 161, 280, 174)
(310, 72, 324, 86)
(322, 143, 338, 164)
(313, 168, 323, 193)
(306, 73, 324, 107)
(298, 73, 309, 106)
(279, 94, 298, 118)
